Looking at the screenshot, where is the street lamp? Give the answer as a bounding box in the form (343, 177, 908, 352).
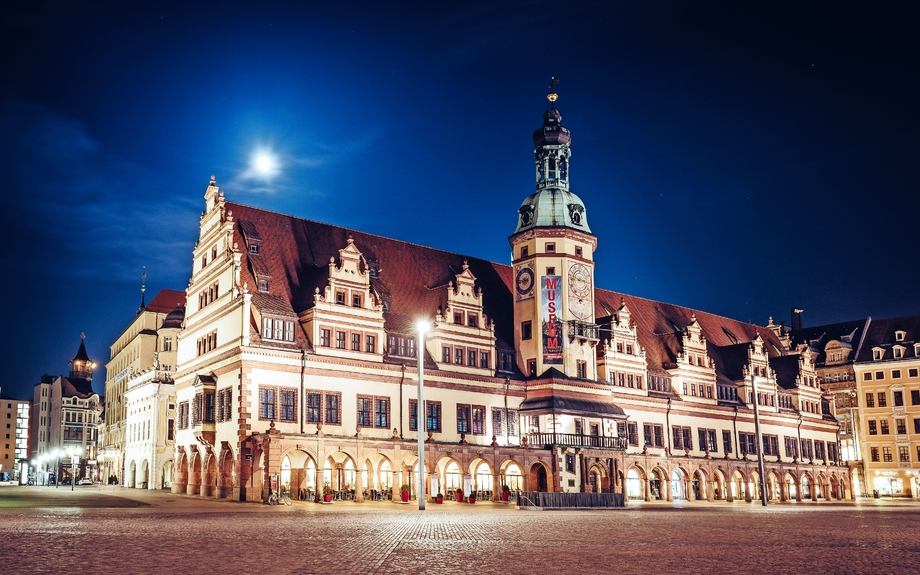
(416, 320, 429, 511)
(65, 446, 82, 491)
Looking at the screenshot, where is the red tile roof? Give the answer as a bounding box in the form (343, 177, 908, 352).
(145, 289, 187, 314)
(227, 202, 791, 376)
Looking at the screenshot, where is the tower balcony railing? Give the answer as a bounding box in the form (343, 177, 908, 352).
(524, 432, 626, 450)
(567, 321, 599, 341)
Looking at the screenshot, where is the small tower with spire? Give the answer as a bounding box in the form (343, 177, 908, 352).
(69, 333, 95, 382)
(137, 267, 147, 315)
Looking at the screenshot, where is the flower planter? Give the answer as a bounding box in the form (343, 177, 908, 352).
(401, 491, 409, 502)
(323, 494, 332, 503)
(501, 491, 510, 502)
(468, 497, 476, 504)
(455, 492, 463, 503)
(436, 497, 443, 504)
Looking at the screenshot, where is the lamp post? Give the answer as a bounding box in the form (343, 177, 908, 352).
(66, 446, 82, 491)
(750, 375, 769, 506)
(416, 320, 429, 511)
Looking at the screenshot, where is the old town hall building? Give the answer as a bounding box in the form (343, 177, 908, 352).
(169, 94, 848, 505)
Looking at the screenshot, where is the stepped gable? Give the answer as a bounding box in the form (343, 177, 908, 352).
(770, 354, 802, 390)
(144, 289, 186, 314)
(227, 202, 516, 347)
(593, 289, 789, 375)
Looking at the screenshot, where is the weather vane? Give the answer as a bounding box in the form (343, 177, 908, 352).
(547, 77, 559, 106)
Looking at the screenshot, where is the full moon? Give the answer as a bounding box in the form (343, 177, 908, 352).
(252, 151, 279, 177)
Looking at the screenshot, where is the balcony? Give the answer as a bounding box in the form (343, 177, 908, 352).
(524, 432, 626, 450)
(567, 321, 599, 342)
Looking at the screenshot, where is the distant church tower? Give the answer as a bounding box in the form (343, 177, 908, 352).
(509, 82, 599, 380)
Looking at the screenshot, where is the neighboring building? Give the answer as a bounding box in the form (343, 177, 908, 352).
(170, 93, 847, 505)
(102, 288, 185, 485)
(852, 316, 920, 497)
(789, 317, 871, 494)
(122, 303, 184, 489)
(30, 338, 103, 484)
(0, 390, 30, 483)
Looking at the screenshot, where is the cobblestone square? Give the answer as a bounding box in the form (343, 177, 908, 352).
(2, 486, 918, 574)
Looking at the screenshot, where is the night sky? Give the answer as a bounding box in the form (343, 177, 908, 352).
(2, 1, 917, 400)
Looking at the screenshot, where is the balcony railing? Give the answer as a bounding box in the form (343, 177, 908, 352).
(524, 432, 626, 450)
(567, 321, 600, 341)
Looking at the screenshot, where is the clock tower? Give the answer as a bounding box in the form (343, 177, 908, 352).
(509, 85, 599, 380)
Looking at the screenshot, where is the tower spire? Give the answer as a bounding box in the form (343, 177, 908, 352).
(138, 267, 147, 314)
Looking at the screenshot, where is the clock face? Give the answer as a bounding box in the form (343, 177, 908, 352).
(515, 266, 535, 296)
(568, 263, 592, 298)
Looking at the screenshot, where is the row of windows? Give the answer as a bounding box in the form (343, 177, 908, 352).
(196, 331, 217, 356)
(865, 389, 920, 408)
(634, 423, 837, 461)
(320, 328, 376, 353)
(864, 368, 919, 381)
(518, 244, 583, 258)
(613, 372, 644, 389)
(451, 310, 480, 328)
(869, 445, 917, 463)
(872, 345, 919, 360)
(867, 417, 920, 435)
(647, 375, 671, 393)
(198, 281, 219, 310)
(441, 346, 490, 369)
(262, 317, 295, 342)
(334, 290, 363, 308)
(684, 382, 713, 399)
(258, 387, 299, 422)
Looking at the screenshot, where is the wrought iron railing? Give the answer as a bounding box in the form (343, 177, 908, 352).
(567, 321, 600, 340)
(524, 432, 626, 450)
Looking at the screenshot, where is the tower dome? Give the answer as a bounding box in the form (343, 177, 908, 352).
(514, 97, 591, 236)
(161, 304, 186, 329)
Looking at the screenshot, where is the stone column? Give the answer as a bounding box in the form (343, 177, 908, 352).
(492, 473, 500, 502)
(744, 478, 752, 502)
(354, 467, 364, 503)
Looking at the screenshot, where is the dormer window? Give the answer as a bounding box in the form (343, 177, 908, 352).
(249, 244, 259, 255)
(895, 331, 906, 342)
(258, 279, 269, 293)
(873, 348, 884, 360)
(893, 347, 903, 359)
(262, 317, 295, 342)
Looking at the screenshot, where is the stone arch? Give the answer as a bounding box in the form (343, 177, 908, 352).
(216, 443, 234, 498)
(670, 466, 691, 500)
(172, 449, 188, 495)
(161, 459, 173, 490)
(801, 471, 816, 501)
(469, 457, 495, 499)
(784, 471, 798, 501)
(626, 464, 647, 500)
(691, 467, 708, 501)
(138, 459, 149, 489)
(529, 460, 551, 492)
(829, 473, 840, 500)
(648, 466, 668, 501)
(816, 471, 830, 500)
(730, 468, 748, 502)
(712, 468, 728, 501)
(588, 461, 608, 493)
(767, 470, 781, 501)
(499, 458, 525, 494)
(127, 459, 137, 489)
(362, 452, 394, 500)
(200, 450, 217, 497)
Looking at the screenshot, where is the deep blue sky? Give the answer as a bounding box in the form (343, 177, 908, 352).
(2, 1, 917, 400)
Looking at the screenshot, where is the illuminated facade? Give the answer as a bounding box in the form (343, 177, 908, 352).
(0, 390, 29, 483)
(169, 95, 848, 504)
(102, 289, 184, 486)
(30, 339, 102, 484)
(852, 316, 920, 497)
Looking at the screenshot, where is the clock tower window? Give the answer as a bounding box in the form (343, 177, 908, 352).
(522, 321, 533, 340)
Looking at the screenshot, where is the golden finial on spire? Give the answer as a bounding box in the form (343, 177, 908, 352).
(547, 77, 560, 104)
